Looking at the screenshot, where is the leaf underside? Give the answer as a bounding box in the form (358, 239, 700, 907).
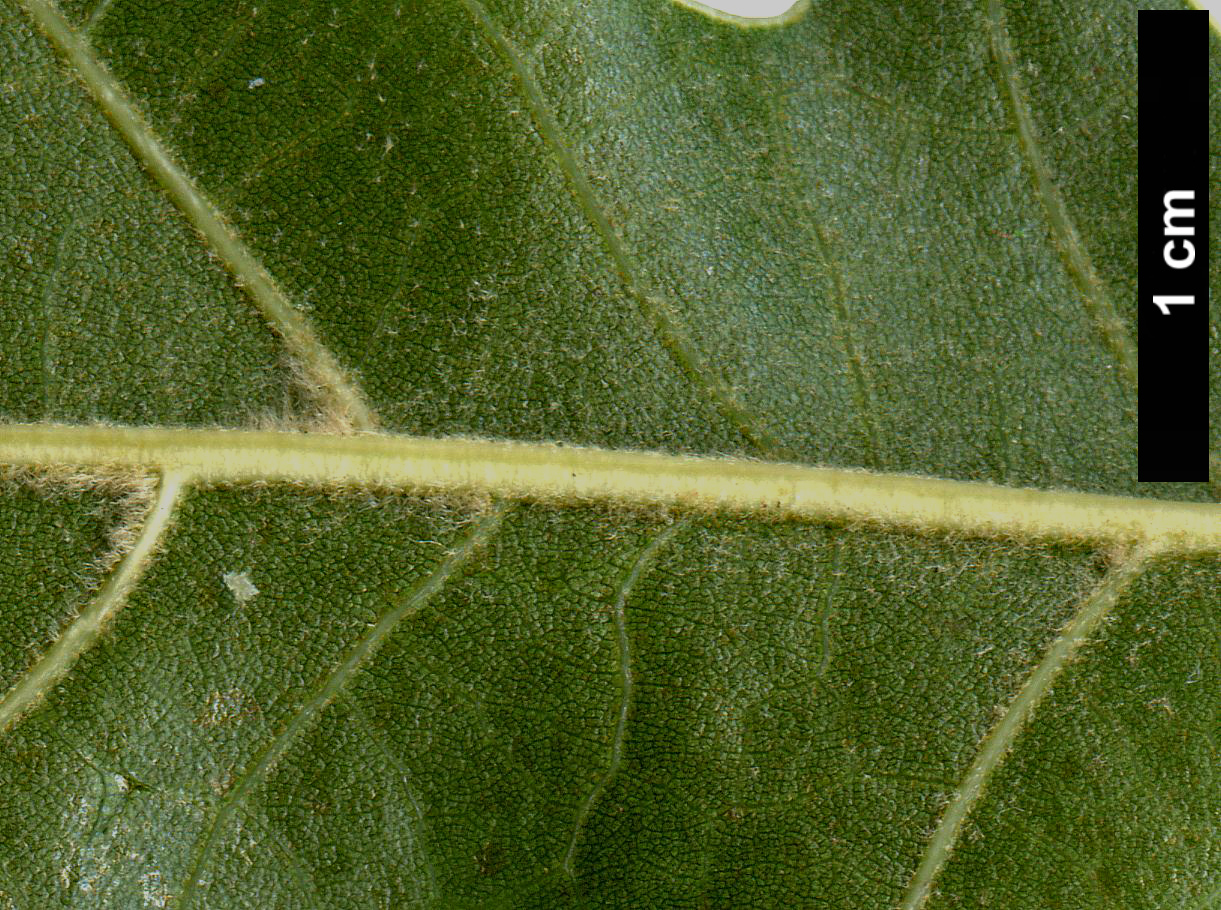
(0, 1, 1217, 909)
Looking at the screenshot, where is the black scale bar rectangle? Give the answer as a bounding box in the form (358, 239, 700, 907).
(1138, 10, 1209, 482)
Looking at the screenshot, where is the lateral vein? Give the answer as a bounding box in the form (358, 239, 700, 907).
(987, 0, 1138, 392)
(458, 0, 789, 457)
(0, 424, 1218, 551)
(18, 0, 376, 432)
(176, 503, 507, 908)
(563, 521, 683, 878)
(898, 547, 1154, 910)
(0, 469, 186, 733)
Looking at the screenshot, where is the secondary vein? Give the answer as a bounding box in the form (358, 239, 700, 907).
(0, 468, 186, 733)
(987, 0, 1138, 393)
(457, 0, 789, 457)
(344, 696, 440, 900)
(19, 0, 377, 432)
(563, 521, 684, 878)
(898, 546, 1154, 910)
(1, 423, 1217, 552)
(175, 503, 508, 908)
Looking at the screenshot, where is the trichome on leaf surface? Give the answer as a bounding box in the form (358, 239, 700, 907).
(0, 0, 1217, 908)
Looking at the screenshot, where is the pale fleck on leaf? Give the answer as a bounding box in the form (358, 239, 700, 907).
(221, 570, 259, 605)
(0, 1, 1217, 908)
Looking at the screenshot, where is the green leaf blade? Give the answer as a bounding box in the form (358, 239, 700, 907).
(0, 0, 1216, 907)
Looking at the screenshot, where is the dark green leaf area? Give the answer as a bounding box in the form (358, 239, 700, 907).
(56, 497, 1104, 909)
(0, 486, 486, 905)
(0, 5, 298, 427)
(67, 0, 1215, 497)
(566, 520, 1100, 908)
(77, 0, 743, 456)
(931, 554, 1221, 910)
(0, 478, 125, 695)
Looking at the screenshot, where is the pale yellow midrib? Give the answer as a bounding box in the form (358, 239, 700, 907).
(1, 423, 1218, 552)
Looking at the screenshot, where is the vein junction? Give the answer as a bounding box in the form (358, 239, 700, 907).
(899, 546, 1154, 910)
(176, 504, 508, 908)
(1, 423, 1217, 552)
(459, 0, 788, 457)
(19, 0, 375, 432)
(0, 469, 186, 732)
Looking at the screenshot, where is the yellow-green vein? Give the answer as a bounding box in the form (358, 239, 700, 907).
(810, 222, 884, 464)
(175, 502, 508, 908)
(987, 0, 1139, 393)
(18, 0, 376, 432)
(457, 0, 789, 457)
(898, 546, 1154, 910)
(563, 520, 685, 878)
(344, 696, 440, 899)
(0, 469, 187, 733)
(1, 424, 1218, 551)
